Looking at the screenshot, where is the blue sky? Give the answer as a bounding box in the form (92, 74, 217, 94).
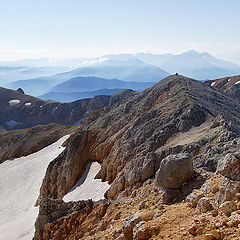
(0, 0, 239, 63)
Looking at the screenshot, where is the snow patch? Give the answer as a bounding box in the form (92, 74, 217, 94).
(25, 102, 32, 106)
(5, 120, 22, 129)
(235, 80, 240, 85)
(0, 135, 70, 240)
(40, 105, 43, 108)
(211, 82, 216, 86)
(63, 161, 110, 202)
(9, 99, 20, 106)
(77, 57, 109, 67)
(228, 78, 231, 82)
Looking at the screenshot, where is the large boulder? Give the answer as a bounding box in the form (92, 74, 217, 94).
(216, 153, 240, 181)
(155, 153, 193, 189)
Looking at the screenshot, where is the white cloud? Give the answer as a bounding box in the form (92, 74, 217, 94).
(79, 57, 109, 66)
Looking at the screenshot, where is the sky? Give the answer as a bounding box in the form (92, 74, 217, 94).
(0, 0, 240, 63)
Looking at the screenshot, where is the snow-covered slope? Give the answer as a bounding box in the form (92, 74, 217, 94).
(63, 161, 110, 202)
(0, 135, 69, 240)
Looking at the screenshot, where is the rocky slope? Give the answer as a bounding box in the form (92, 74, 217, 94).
(0, 123, 74, 163)
(205, 75, 240, 102)
(34, 75, 240, 239)
(35, 168, 240, 240)
(0, 87, 135, 131)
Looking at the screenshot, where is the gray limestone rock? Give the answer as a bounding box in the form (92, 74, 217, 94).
(155, 153, 193, 189)
(216, 153, 240, 181)
(196, 197, 213, 213)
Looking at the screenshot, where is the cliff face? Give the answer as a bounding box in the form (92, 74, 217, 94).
(0, 87, 135, 131)
(206, 75, 240, 102)
(34, 75, 240, 239)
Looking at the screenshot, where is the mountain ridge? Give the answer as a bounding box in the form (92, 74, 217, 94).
(104, 50, 240, 80)
(0, 86, 136, 131)
(37, 75, 240, 203)
(38, 88, 134, 102)
(34, 74, 240, 239)
(49, 76, 154, 93)
(205, 75, 240, 102)
(5, 59, 168, 96)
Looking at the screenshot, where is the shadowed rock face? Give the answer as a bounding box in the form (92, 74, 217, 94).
(37, 75, 240, 206)
(0, 87, 136, 131)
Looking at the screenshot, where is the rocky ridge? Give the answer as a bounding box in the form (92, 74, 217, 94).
(0, 87, 135, 131)
(34, 75, 240, 239)
(37, 75, 240, 202)
(206, 75, 240, 102)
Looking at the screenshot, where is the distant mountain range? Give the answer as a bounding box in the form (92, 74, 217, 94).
(6, 78, 56, 96)
(38, 76, 154, 102)
(104, 50, 240, 80)
(49, 58, 169, 84)
(2, 50, 240, 101)
(51, 76, 154, 93)
(0, 65, 69, 85)
(39, 88, 131, 102)
(5, 59, 168, 96)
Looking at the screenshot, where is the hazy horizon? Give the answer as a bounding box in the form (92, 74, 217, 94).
(0, 49, 240, 67)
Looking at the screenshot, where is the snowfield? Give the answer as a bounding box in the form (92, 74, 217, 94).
(63, 161, 110, 202)
(9, 99, 20, 106)
(0, 135, 69, 240)
(24, 102, 32, 106)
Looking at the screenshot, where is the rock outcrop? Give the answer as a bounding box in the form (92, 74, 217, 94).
(17, 88, 25, 94)
(216, 153, 240, 181)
